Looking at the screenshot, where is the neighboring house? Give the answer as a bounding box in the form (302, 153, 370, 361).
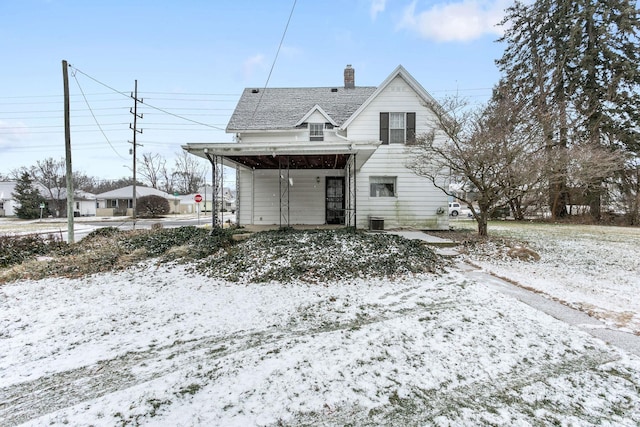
(0, 181, 18, 217)
(34, 185, 97, 217)
(0, 181, 96, 218)
(95, 185, 179, 216)
(182, 65, 449, 230)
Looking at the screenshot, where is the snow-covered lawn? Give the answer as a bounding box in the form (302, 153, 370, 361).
(1, 224, 640, 425)
(460, 221, 640, 335)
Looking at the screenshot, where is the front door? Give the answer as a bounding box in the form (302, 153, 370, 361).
(326, 177, 345, 224)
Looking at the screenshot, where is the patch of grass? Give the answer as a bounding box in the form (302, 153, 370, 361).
(196, 228, 445, 283)
(0, 233, 69, 268)
(0, 226, 234, 283)
(176, 383, 202, 397)
(0, 226, 446, 284)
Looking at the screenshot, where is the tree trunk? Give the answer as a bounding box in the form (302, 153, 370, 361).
(588, 182, 603, 221)
(477, 202, 490, 236)
(477, 214, 488, 237)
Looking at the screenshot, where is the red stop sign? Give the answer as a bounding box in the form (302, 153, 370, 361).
(194, 194, 203, 203)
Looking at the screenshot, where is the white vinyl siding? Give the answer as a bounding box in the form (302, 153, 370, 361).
(346, 76, 449, 229)
(238, 169, 343, 225)
(233, 72, 449, 230)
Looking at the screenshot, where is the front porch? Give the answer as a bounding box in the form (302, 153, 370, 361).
(182, 141, 380, 229)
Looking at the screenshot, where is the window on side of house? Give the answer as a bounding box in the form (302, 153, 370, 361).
(310, 123, 324, 141)
(369, 176, 397, 197)
(389, 112, 405, 143)
(379, 112, 416, 144)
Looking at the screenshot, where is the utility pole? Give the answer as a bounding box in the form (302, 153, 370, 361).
(62, 60, 74, 243)
(129, 80, 143, 228)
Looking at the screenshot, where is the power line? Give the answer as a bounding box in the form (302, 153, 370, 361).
(138, 102, 226, 131)
(72, 68, 128, 160)
(68, 64, 226, 131)
(0, 123, 129, 129)
(252, 0, 297, 121)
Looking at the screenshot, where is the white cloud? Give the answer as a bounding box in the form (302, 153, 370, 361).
(242, 54, 266, 80)
(398, 0, 510, 42)
(370, 0, 387, 21)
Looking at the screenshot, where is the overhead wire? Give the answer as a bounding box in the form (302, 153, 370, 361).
(71, 66, 128, 160)
(251, 0, 297, 121)
(68, 64, 227, 131)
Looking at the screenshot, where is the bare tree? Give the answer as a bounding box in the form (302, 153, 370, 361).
(138, 152, 166, 189)
(408, 93, 544, 236)
(561, 144, 626, 214)
(172, 151, 206, 194)
(31, 158, 66, 217)
(72, 171, 97, 193)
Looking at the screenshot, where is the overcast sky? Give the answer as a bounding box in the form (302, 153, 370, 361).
(1, 0, 511, 180)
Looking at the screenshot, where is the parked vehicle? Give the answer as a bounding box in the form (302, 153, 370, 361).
(449, 202, 473, 218)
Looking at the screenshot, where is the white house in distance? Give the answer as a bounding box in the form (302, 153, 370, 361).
(0, 181, 96, 217)
(95, 185, 179, 216)
(35, 186, 97, 217)
(0, 181, 18, 217)
(182, 65, 449, 230)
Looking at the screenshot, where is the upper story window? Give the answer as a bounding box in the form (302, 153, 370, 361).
(389, 112, 405, 143)
(310, 123, 324, 141)
(380, 112, 416, 145)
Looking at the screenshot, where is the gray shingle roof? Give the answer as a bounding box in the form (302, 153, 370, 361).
(226, 86, 377, 131)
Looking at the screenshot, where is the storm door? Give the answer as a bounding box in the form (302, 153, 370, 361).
(326, 177, 345, 224)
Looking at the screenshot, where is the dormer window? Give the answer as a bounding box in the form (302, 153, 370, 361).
(310, 123, 324, 141)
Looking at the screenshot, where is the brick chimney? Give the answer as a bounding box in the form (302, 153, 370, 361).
(344, 64, 355, 89)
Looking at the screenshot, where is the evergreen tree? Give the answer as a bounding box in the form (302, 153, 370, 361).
(497, 0, 640, 219)
(12, 172, 46, 219)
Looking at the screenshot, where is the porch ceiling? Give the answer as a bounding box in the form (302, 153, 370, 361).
(224, 153, 350, 169)
(182, 141, 380, 170)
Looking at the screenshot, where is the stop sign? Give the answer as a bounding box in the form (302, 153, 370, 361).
(194, 194, 202, 203)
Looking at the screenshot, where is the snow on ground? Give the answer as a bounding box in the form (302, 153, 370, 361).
(1, 223, 640, 425)
(460, 221, 640, 335)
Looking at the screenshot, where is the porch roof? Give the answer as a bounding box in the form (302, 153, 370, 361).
(181, 141, 380, 170)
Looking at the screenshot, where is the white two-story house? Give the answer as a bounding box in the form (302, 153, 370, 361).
(183, 65, 449, 230)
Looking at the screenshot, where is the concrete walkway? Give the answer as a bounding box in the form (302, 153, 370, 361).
(458, 262, 640, 357)
(387, 229, 640, 357)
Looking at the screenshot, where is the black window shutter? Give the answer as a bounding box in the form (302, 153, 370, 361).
(406, 112, 416, 144)
(380, 112, 389, 145)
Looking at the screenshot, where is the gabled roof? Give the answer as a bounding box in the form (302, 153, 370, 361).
(227, 86, 376, 132)
(295, 104, 337, 127)
(95, 185, 174, 200)
(341, 65, 439, 129)
(34, 184, 96, 200)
